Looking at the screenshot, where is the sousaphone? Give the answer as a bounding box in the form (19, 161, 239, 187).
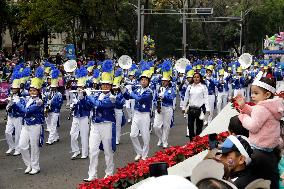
(64, 60, 77, 73)
(175, 58, 190, 73)
(118, 55, 132, 69)
(238, 53, 252, 69)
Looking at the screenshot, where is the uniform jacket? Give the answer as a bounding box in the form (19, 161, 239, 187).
(87, 92, 116, 123)
(22, 97, 45, 125)
(124, 87, 153, 112)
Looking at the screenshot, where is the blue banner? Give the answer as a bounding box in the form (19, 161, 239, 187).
(65, 44, 76, 59)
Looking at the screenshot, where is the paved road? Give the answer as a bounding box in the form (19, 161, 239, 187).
(0, 100, 202, 189)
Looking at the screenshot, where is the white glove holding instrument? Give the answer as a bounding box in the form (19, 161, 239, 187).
(36, 99, 43, 106)
(109, 94, 116, 103)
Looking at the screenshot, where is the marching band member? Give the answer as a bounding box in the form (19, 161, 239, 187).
(205, 62, 217, 125)
(20, 67, 31, 98)
(113, 68, 126, 145)
(84, 60, 117, 181)
(216, 69, 229, 113)
(153, 60, 176, 148)
(177, 72, 185, 108)
(182, 72, 209, 140)
(125, 64, 138, 123)
(5, 69, 25, 156)
(85, 60, 95, 89)
(64, 65, 77, 106)
(18, 67, 45, 175)
(122, 62, 153, 161)
(70, 67, 91, 160)
(45, 69, 63, 145)
(227, 63, 234, 100)
(233, 65, 246, 97)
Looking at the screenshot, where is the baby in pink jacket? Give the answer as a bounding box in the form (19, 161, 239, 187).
(236, 77, 284, 151)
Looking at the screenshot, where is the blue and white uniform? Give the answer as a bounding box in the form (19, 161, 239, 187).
(5, 94, 26, 155)
(87, 92, 116, 179)
(70, 92, 92, 159)
(124, 86, 153, 160)
(153, 86, 176, 148)
(45, 90, 63, 144)
(19, 96, 44, 174)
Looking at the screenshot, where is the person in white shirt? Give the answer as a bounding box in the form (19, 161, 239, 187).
(182, 73, 210, 140)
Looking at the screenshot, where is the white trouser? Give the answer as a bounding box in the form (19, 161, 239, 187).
(126, 99, 135, 120)
(173, 97, 177, 110)
(153, 106, 173, 146)
(207, 95, 215, 123)
(19, 124, 41, 171)
(130, 111, 150, 158)
(46, 112, 59, 143)
(217, 92, 228, 113)
(65, 89, 71, 105)
(115, 109, 123, 143)
(179, 92, 183, 108)
(70, 117, 89, 157)
(5, 116, 23, 152)
(179, 99, 184, 108)
(88, 122, 114, 178)
(233, 88, 245, 98)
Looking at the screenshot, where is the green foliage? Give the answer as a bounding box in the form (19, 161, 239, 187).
(1, 0, 284, 58)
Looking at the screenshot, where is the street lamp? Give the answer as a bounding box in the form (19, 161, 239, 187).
(239, 8, 252, 54)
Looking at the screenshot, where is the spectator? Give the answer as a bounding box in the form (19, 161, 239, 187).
(217, 135, 256, 188)
(228, 115, 249, 137)
(56, 53, 62, 65)
(236, 77, 284, 189)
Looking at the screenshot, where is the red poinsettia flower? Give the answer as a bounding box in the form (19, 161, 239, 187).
(78, 132, 230, 189)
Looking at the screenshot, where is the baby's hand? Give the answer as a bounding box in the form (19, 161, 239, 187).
(235, 94, 246, 109)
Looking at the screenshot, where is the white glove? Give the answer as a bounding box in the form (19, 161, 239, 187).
(159, 93, 164, 99)
(36, 99, 43, 106)
(73, 98, 79, 104)
(78, 92, 84, 100)
(47, 100, 51, 105)
(109, 94, 116, 103)
(13, 96, 20, 103)
(120, 86, 127, 94)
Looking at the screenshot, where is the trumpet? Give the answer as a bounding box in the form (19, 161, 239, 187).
(69, 89, 110, 93)
(4, 94, 13, 120)
(44, 93, 53, 117)
(157, 87, 165, 114)
(67, 92, 79, 120)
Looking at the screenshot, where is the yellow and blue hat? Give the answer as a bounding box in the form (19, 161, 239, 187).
(30, 67, 44, 89)
(196, 59, 203, 70)
(44, 61, 51, 74)
(161, 60, 172, 80)
(206, 60, 214, 71)
(20, 67, 31, 84)
(75, 66, 88, 87)
(148, 61, 155, 76)
(50, 69, 60, 87)
(11, 68, 22, 89)
(219, 69, 225, 76)
(185, 64, 193, 78)
(129, 64, 138, 76)
(101, 60, 114, 84)
(140, 61, 151, 79)
(92, 69, 100, 84)
(113, 68, 123, 87)
(86, 61, 95, 72)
